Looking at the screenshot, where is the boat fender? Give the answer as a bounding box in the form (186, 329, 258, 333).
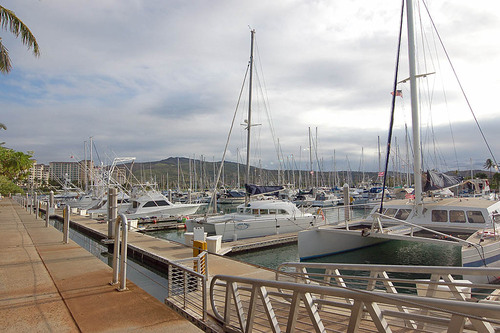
(316, 208, 325, 221)
(361, 228, 370, 237)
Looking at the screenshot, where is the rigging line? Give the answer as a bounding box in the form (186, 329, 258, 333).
(209, 63, 250, 213)
(254, 39, 283, 173)
(428, 12, 460, 172)
(422, 0, 499, 170)
(379, 0, 405, 214)
(92, 140, 102, 166)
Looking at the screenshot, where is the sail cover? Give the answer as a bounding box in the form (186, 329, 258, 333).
(423, 170, 463, 192)
(245, 184, 284, 196)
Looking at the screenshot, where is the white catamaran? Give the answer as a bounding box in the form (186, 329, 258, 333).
(298, 0, 500, 284)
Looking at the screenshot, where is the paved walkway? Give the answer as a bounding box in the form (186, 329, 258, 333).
(0, 198, 202, 332)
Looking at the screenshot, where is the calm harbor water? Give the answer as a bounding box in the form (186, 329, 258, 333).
(50, 203, 460, 303)
(149, 204, 461, 270)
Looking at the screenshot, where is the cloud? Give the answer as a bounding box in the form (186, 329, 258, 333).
(1, 0, 499, 175)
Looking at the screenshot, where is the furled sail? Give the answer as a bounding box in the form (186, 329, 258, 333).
(423, 170, 463, 192)
(245, 184, 284, 196)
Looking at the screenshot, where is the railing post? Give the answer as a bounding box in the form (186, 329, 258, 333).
(63, 205, 70, 244)
(119, 214, 128, 291)
(111, 213, 128, 291)
(108, 187, 117, 239)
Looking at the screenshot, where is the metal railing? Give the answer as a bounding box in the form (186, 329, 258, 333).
(210, 272, 500, 333)
(111, 213, 129, 291)
(277, 262, 500, 301)
(166, 251, 208, 322)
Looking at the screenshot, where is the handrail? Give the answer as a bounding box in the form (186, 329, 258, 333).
(111, 213, 128, 291)
(371, 212, 487, 248)
(210, 274, 500, 332)
(277, 262, 500, 302)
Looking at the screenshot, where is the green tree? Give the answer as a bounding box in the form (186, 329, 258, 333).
(474, 172, 488, 180)
(0, 175, 23, 195)
(484, 158, 494, 179)
(0, 5, 40, 73)
(493, 173, 500, 191)
(0, 146, 33, 181)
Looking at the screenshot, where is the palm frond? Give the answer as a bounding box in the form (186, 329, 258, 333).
(0, 39, 12, 73)
(0, 6, 40, 57)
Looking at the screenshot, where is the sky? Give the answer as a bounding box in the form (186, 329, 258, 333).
(1, 0, 500, 174)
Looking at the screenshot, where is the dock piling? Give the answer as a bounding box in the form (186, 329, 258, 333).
(63, 205, 70, 244)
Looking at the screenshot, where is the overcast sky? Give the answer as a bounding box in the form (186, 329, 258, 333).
(1, 0, 500, 174)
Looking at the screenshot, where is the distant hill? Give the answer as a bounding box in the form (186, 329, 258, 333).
(123, 157, 489, 191)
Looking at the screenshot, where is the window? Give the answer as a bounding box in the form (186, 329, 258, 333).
(467, 211, 485, 223)
(492, 211, 500, 223)
(278, 209, 287, 215)
(395, 209, 411, 220)
(252, 209, 259, 215)
(143, 200, 169, 208)
(449, 210, 466, 223)
(431, 210, 448, 222)
(383, 208, 397, 217)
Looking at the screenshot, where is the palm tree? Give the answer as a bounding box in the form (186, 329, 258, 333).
(0, 5, 40, 74)
(484, 158, 494, 179)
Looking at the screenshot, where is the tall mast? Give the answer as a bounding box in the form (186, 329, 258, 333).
(308, 127, 313, 188)
(406, 0, 423, 206)
(245, 29, 255, 204)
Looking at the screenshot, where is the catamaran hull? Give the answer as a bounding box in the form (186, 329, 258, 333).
(298, 228, 386, 260)
(462, 239, 500, 284)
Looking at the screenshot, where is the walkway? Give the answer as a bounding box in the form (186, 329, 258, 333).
(0, 198, 202, 332)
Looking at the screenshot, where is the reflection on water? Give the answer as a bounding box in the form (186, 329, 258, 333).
(152, 203, 461, 271)
(50, 218, 169, 302)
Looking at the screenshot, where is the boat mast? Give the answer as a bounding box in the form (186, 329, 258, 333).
(245, 29, 255, 204)
(406, 0, 423, 207)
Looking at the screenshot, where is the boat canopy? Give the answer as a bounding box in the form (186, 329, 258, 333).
(423, 170, 463, 192)
(245, 184, 284, 196)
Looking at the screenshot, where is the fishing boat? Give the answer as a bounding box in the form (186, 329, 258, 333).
(298, 0, 500, 284)
(124, 187, 202, 219)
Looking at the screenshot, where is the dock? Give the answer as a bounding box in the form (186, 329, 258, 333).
(0, 198, 202, 332)
(9, 197, 500, 332)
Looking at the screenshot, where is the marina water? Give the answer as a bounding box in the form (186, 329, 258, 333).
(150, 205, 461, 270)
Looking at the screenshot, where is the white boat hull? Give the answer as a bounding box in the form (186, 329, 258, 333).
(189, 216, 317, 241)
(126, 203, 201, 219)
(298, 228, 386, 260)
(462, 233, 500, 284)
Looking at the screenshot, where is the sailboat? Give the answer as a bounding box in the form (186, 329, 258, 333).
(186, 30, 319, 241)
(298, 0, 500, 284)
